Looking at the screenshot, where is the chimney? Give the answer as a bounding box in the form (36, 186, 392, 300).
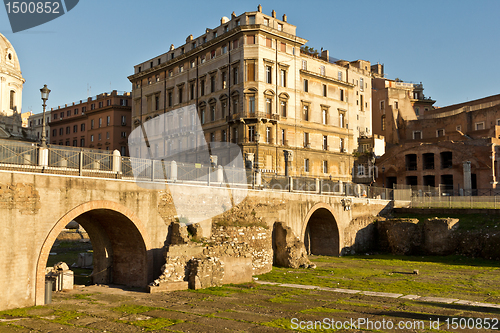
(272, 10, 276, 18)
(282, 14, 287, 22)
(231, 11, 236, 18)
(186, 34, 193, 43)
(170, 44, 174, 51)
(257, 4, 262, 12)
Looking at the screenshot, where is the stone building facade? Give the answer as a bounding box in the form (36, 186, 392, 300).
(371, 65, 435, 148)
(128, 6, 373, 180)
(48, 90, 132, 155)
(376, 94, 500, 192)
(27, 111, 51, 142)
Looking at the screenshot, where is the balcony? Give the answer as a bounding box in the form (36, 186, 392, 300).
(225, 112, 280, 122)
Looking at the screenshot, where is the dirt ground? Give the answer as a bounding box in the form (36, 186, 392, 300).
(1, 280, 499, 333)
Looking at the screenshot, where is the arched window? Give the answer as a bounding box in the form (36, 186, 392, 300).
(10, 90, 15, 111)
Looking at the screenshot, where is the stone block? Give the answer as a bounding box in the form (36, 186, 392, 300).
(273, 222, 311, 268)
(148, 281, 189, 293)
(422, 218, 459, 255)
(220, 256, 252, 285)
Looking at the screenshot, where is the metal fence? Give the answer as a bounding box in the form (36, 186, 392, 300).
(0, 139, 411, 200)
(412, 195, 500, 209)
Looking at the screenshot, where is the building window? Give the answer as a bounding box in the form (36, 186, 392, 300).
(211, 50, 216, 59)
(248, 15, 255, 24)
(304, 159, 309, 172)
(415, 107, 420, 116)
(222, 45, 227, 54)
(266, 127, 271, 143)
(338, 71, 342, 81)
(394, 101, 399, 109)
(200, 80, 205, 96)
(60, 112, 64, 118)
(322, 109, 327, 125)
(302, 60, 307, 70)
(247, 34, 255, 44)
(155, 96, 159, 111)
(303, 79, 308, 92)
(210, 75, 216, 93)
(222, 72, 227, 89)
(413, 131, 422, 140)
(91, 135, 94, 142)
(80, 138, 85, 147)
(99, 101, 103, 108)
(323, 84, 327, 97)
(303, 105, 309, 121)
(53, 113, 57, 120)
(201, 108, 205, 124)
(106, 132, 110, 139)
(323, 135, 328, 150)
(67, 110, 71, 117)
(381, 115, 385, 131)
(233, 67, 238, 85)
(266, 65, 272, 83)
(179, 86, 184, 103)
(475, 122, 484, 130)
(281, 101, 287, 117)
(52, 129, 57, 137)
(278, 23, 283, 31)
(233, 39, 239, 49)
(91, 104, 95, 110)
(339, 112, 345, 128)
(210, 104, 216, 121)
(222, 130, 227, 142)
(340, 138, 345, 152)
(280, 42, 286, 52)
(249, 96, 255, 113)
(221, 101, 227, 118)
(91, 119, 94, 129)
(323, 161, 328, 174)
(437, 129, 445, 137)
(380, 100, 385, 110)
(360, 78, 364, 91)
(190, 83, 195, 100)
(303, 132, 309, 147)
(340, 89, 344, 101)
(266, 37, 272, 48)
(248, 125, 255, 142)
(98, 133, 101, 141)
(73, 125, 77, 133)
(246, 61, 255, 81)
(266, 98, 272, 114)
(99, 118, 102, 128)
(263, 17, 269, 26)
(280, 69, 286, 87)
(457, 125, 462, 131)
(121, 131, 127, 138)
(121, 115, 126, 125)
(9, 90, 15, 110)
(281, 129, 286, 145)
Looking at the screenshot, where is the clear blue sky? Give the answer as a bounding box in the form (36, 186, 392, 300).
(1, 0, 499, 115)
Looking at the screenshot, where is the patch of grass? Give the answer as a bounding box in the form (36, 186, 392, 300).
(48, 309, 81, 326)
(267, 290, 309, 303)
(0, 308, 29, 318)
(73, 293, 93, 300)
(300, 306, 347, 314)
(261, 318, 293, 330)
(188, 286, 235, 297)
(121, 317, 183, 331)
(112, 304, 157, 314)
(257, 255, 500, 303)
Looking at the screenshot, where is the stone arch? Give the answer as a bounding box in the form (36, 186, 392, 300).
(301, 203, 341, 256)
(35, 200, 153, 305)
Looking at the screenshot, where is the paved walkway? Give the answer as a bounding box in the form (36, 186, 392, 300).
(255, 280, 500, 309)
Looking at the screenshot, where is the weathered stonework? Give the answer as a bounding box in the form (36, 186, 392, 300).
(273, 222, 312, 269)
(0, 182, 40, 214)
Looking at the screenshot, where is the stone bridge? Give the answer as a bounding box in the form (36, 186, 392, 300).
(0, 170, 393, 311)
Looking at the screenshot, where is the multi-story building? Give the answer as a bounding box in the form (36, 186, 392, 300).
(371, 65, 435, 147)
(128, 6, 373, 180)
(375, 94, 500, 192)
(48, 90, 132, 156)
(21, 111, 32, 128)
(28, 111, 51, 142)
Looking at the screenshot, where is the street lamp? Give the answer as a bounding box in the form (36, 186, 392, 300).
(40, 84, 51, 148)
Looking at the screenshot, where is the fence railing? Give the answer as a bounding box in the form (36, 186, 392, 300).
(0, 139, 409, 200)
(412, 195, 500, 209)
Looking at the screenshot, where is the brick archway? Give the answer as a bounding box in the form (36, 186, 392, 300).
(35, 201, 153, 305)
(301, 203, 341, 256)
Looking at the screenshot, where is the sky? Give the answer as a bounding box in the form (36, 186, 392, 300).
(1, 0, 500, 115)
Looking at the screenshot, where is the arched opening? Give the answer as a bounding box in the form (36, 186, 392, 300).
(36, 202, 151, 305)
(304, 207, 340, 256)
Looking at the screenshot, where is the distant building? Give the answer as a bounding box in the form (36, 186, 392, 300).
(371, 65, 435, 148)
(128, 5, 374, 180)
(21, 111, 32, 127)
(48, 90, 132, 156)
(375, 94, 500, 192)
(27, 111, 51, 142)
(0, 33, 35, 141)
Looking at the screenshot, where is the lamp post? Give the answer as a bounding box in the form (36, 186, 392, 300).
(40, 84, 51, 148)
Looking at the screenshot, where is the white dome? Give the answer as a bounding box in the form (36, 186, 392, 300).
(0, 33, 22, 73)
(0, 32, 25, 117)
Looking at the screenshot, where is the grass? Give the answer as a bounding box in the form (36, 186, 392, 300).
(257, 254, 500, 303)
(187, 286, 237, 297)
(119, 317, 183, 331)
(112, 304, 158, 314)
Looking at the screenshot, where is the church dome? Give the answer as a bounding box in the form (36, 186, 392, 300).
(0, 32, 22, 73)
